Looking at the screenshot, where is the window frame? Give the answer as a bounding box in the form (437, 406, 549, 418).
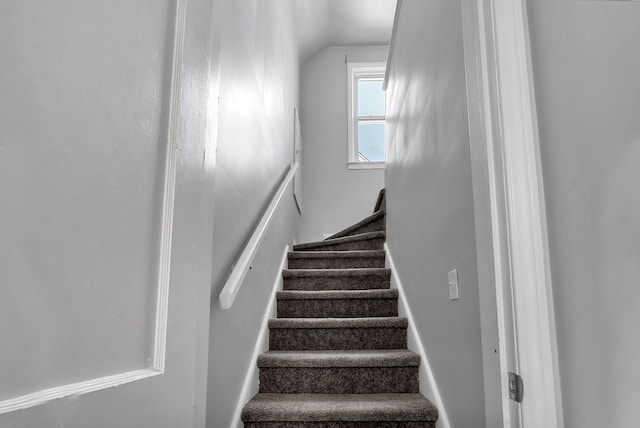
(347, 62, 387, 169)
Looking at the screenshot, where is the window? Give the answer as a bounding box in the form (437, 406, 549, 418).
(347, 62, 386, 169)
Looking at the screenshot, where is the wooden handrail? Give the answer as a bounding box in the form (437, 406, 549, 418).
(219, 162, 299, 309)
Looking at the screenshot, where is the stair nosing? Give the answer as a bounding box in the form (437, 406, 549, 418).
(269, 317, 408, 329)
(241, 393, 438, 422)
(288, 250, 385, 259)
(283, 268, 390, 277)
(257, 349, 420, 368)
(276, 289, 398, 300)
(293, 231, 385, 250)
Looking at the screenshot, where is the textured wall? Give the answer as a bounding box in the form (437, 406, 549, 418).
(0, 0, 171, 397)
(299, 46, 386, 243)
(528, 1, 640, 427)
(0, 0, 220, 426)
(205, 1, 301, 427)
(385, 1, 486, 427)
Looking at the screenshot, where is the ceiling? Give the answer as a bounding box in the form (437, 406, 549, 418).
(290, 0, 397, 63)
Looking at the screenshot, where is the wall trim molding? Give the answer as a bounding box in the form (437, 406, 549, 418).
(153, 0, 187, 373)
(0, 369, 162, 414)
(0, 0, 187, 414)
(230, 245, 290, 428)
(384, 243, 452, 428)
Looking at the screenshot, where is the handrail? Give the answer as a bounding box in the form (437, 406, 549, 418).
(219, 162, 299, 309)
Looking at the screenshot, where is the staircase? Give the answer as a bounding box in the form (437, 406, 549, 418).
(241, 190, 438, 427)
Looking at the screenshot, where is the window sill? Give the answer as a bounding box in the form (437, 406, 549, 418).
(347, 161, 385, 170)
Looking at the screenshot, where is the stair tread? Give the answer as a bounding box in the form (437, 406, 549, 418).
(288, 250, 385, 259)
(243, 189, 438, 425)
(269, 317, 408, 329)
(241, 393, 438, 422)
(293, 231, 385, 251)
(277, 289, 398, 300)
(326, 209, 386, 240)
(283, 268, 390, 278)
(258, 349, 420, 368)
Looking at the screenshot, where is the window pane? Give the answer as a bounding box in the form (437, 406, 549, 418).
(358, 122, 385, 161)
(358, 79, 385, 117)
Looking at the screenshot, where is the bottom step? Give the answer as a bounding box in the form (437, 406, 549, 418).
(244, 423, 432, 428)
(242, 393, 437, 428)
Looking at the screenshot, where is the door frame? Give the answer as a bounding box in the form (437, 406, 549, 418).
(461, 0, 564, 427)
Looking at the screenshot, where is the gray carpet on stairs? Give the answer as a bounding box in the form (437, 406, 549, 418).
(326, 210, 386, 240)
(241, 189, 438, 427)
(276, 289, 398, 318)
(287, 250, 386, 270)
(293, 231, 385, 252)
(283, 268, 391, 291)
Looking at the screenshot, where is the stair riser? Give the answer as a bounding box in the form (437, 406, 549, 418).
(283, 275, 390, 291)
(288, 257, 385, 269)
(245, 422, 434, 428)
(329, 216, 385, 240)
(277, 299, 397, 318)
(301, 238, 384, 251)
(259, 367, 419, 394)
(269, 327, 407, 351)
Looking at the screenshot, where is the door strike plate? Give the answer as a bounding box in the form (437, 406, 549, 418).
(508, 371, 524, 403)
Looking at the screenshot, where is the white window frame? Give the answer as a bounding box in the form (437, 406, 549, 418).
(347, 62, 387, 169)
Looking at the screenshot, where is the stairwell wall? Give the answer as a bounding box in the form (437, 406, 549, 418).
(205, 1, 301, 427)
(384, 1, 486, 428)
(527, 2, 640, 427)
(298, 46, 386, 243)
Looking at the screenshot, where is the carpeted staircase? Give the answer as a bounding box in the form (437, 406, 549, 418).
(241, 190, 438, 427)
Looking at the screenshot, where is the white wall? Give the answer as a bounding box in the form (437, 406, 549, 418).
(385, 1, 486, 427)
(0, 0, 167, 398)
(205, 1, 301, 427)
(0, 0, 219, 426)
(299, 46, 386, 243)
(527, 1, 640, 427)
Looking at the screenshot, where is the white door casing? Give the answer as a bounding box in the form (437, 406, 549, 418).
(462, 0, 564, 427)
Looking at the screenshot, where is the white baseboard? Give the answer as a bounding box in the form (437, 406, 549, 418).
(229, 245, 289, 428)
(384, 243, 453, 428)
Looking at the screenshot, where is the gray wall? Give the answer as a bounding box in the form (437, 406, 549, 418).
(206, 1, 301, 427)
(528, 1, 640, 427)
(0, 0, 168, 398)
(0, 0, 219, 426)
(385, 1, 486, 427)
(299, 46, 386, 243)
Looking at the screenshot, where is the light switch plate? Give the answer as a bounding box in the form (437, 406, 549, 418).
(448, 269, 459, 300)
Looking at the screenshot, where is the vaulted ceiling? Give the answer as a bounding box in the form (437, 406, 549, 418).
(291, 0, 397, 63)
